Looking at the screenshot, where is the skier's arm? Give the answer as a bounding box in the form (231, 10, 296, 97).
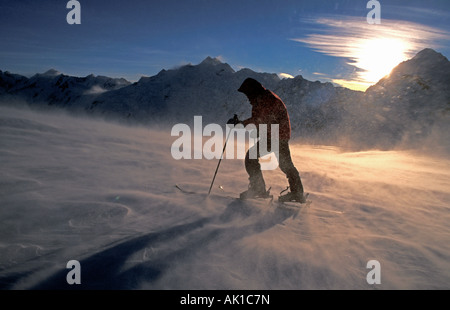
(227, 114, 241, 125)
(242, 104, 264, 127)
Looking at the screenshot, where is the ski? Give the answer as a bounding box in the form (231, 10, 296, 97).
(175, 184, 273, 203)
(174, 185, 344, 215)
(277, 194, 345, 214)
(240, 195, 274, 205)
(276, 193, 312, 208)
(175, 184, 302, 206)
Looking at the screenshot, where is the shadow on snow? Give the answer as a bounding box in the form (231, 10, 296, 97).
(26, 200, 298, 289)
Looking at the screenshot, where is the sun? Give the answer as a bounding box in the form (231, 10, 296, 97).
(331, 37, 412, 91)
(353, 37, 410, 84)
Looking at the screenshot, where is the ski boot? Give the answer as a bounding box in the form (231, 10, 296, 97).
(240, 176, 272, 200)
(240, 187, 273, 200)
(278, 187, 307, 203)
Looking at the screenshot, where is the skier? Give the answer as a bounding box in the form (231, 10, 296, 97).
(228, 78, 306, 203)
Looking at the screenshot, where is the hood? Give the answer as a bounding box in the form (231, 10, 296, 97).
(238, 78, 266, 98)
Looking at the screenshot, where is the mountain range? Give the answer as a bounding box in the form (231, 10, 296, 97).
(1, 48, 449, 151)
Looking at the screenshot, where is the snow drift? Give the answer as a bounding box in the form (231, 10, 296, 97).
(1, 106, 449, 290)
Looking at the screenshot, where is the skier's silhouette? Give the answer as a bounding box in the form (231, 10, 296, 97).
(228, 78, 305, 202)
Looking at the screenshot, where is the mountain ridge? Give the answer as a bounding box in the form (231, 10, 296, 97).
(0, 48, 449, 151)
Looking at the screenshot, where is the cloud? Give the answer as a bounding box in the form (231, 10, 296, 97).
(291, 16, 450, 90)
(84, 85, 107, 95)
(215, 55, 226, 63)
(293, 17, 449, 58)
(278, 73, 294, 79)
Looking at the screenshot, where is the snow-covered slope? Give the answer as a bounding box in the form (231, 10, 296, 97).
(1, 106, 449, 289)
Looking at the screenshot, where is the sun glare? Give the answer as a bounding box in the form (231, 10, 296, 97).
(353, 38, 410, 85)
(332, 37, 411, 91)
(293, 17, 449, 92)
(331, 78, 373, 92)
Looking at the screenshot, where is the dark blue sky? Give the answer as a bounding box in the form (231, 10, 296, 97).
(1, 0, 449, 90)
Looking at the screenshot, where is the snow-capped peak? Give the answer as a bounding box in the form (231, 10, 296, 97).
(401, 48, 450, 73)
(41, 69, 61, 77)
(199, 56, 223, 66)
(197, 56, 235, 75)
(412, 48, 448, 62)
(367, 48, 450, 90)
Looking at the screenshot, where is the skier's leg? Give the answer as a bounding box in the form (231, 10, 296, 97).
(244, 140, 261, 176)
(241, 141, 266, 198)
(278, 140, 305, 202)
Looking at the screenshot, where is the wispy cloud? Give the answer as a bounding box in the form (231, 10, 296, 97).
(382, 5, 450, 21)
(291, 16, 450, 91)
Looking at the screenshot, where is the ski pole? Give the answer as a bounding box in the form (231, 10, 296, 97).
(207, 118, 236, 195)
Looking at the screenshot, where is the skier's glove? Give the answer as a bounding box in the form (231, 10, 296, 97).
(227, 114, 241, 125)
